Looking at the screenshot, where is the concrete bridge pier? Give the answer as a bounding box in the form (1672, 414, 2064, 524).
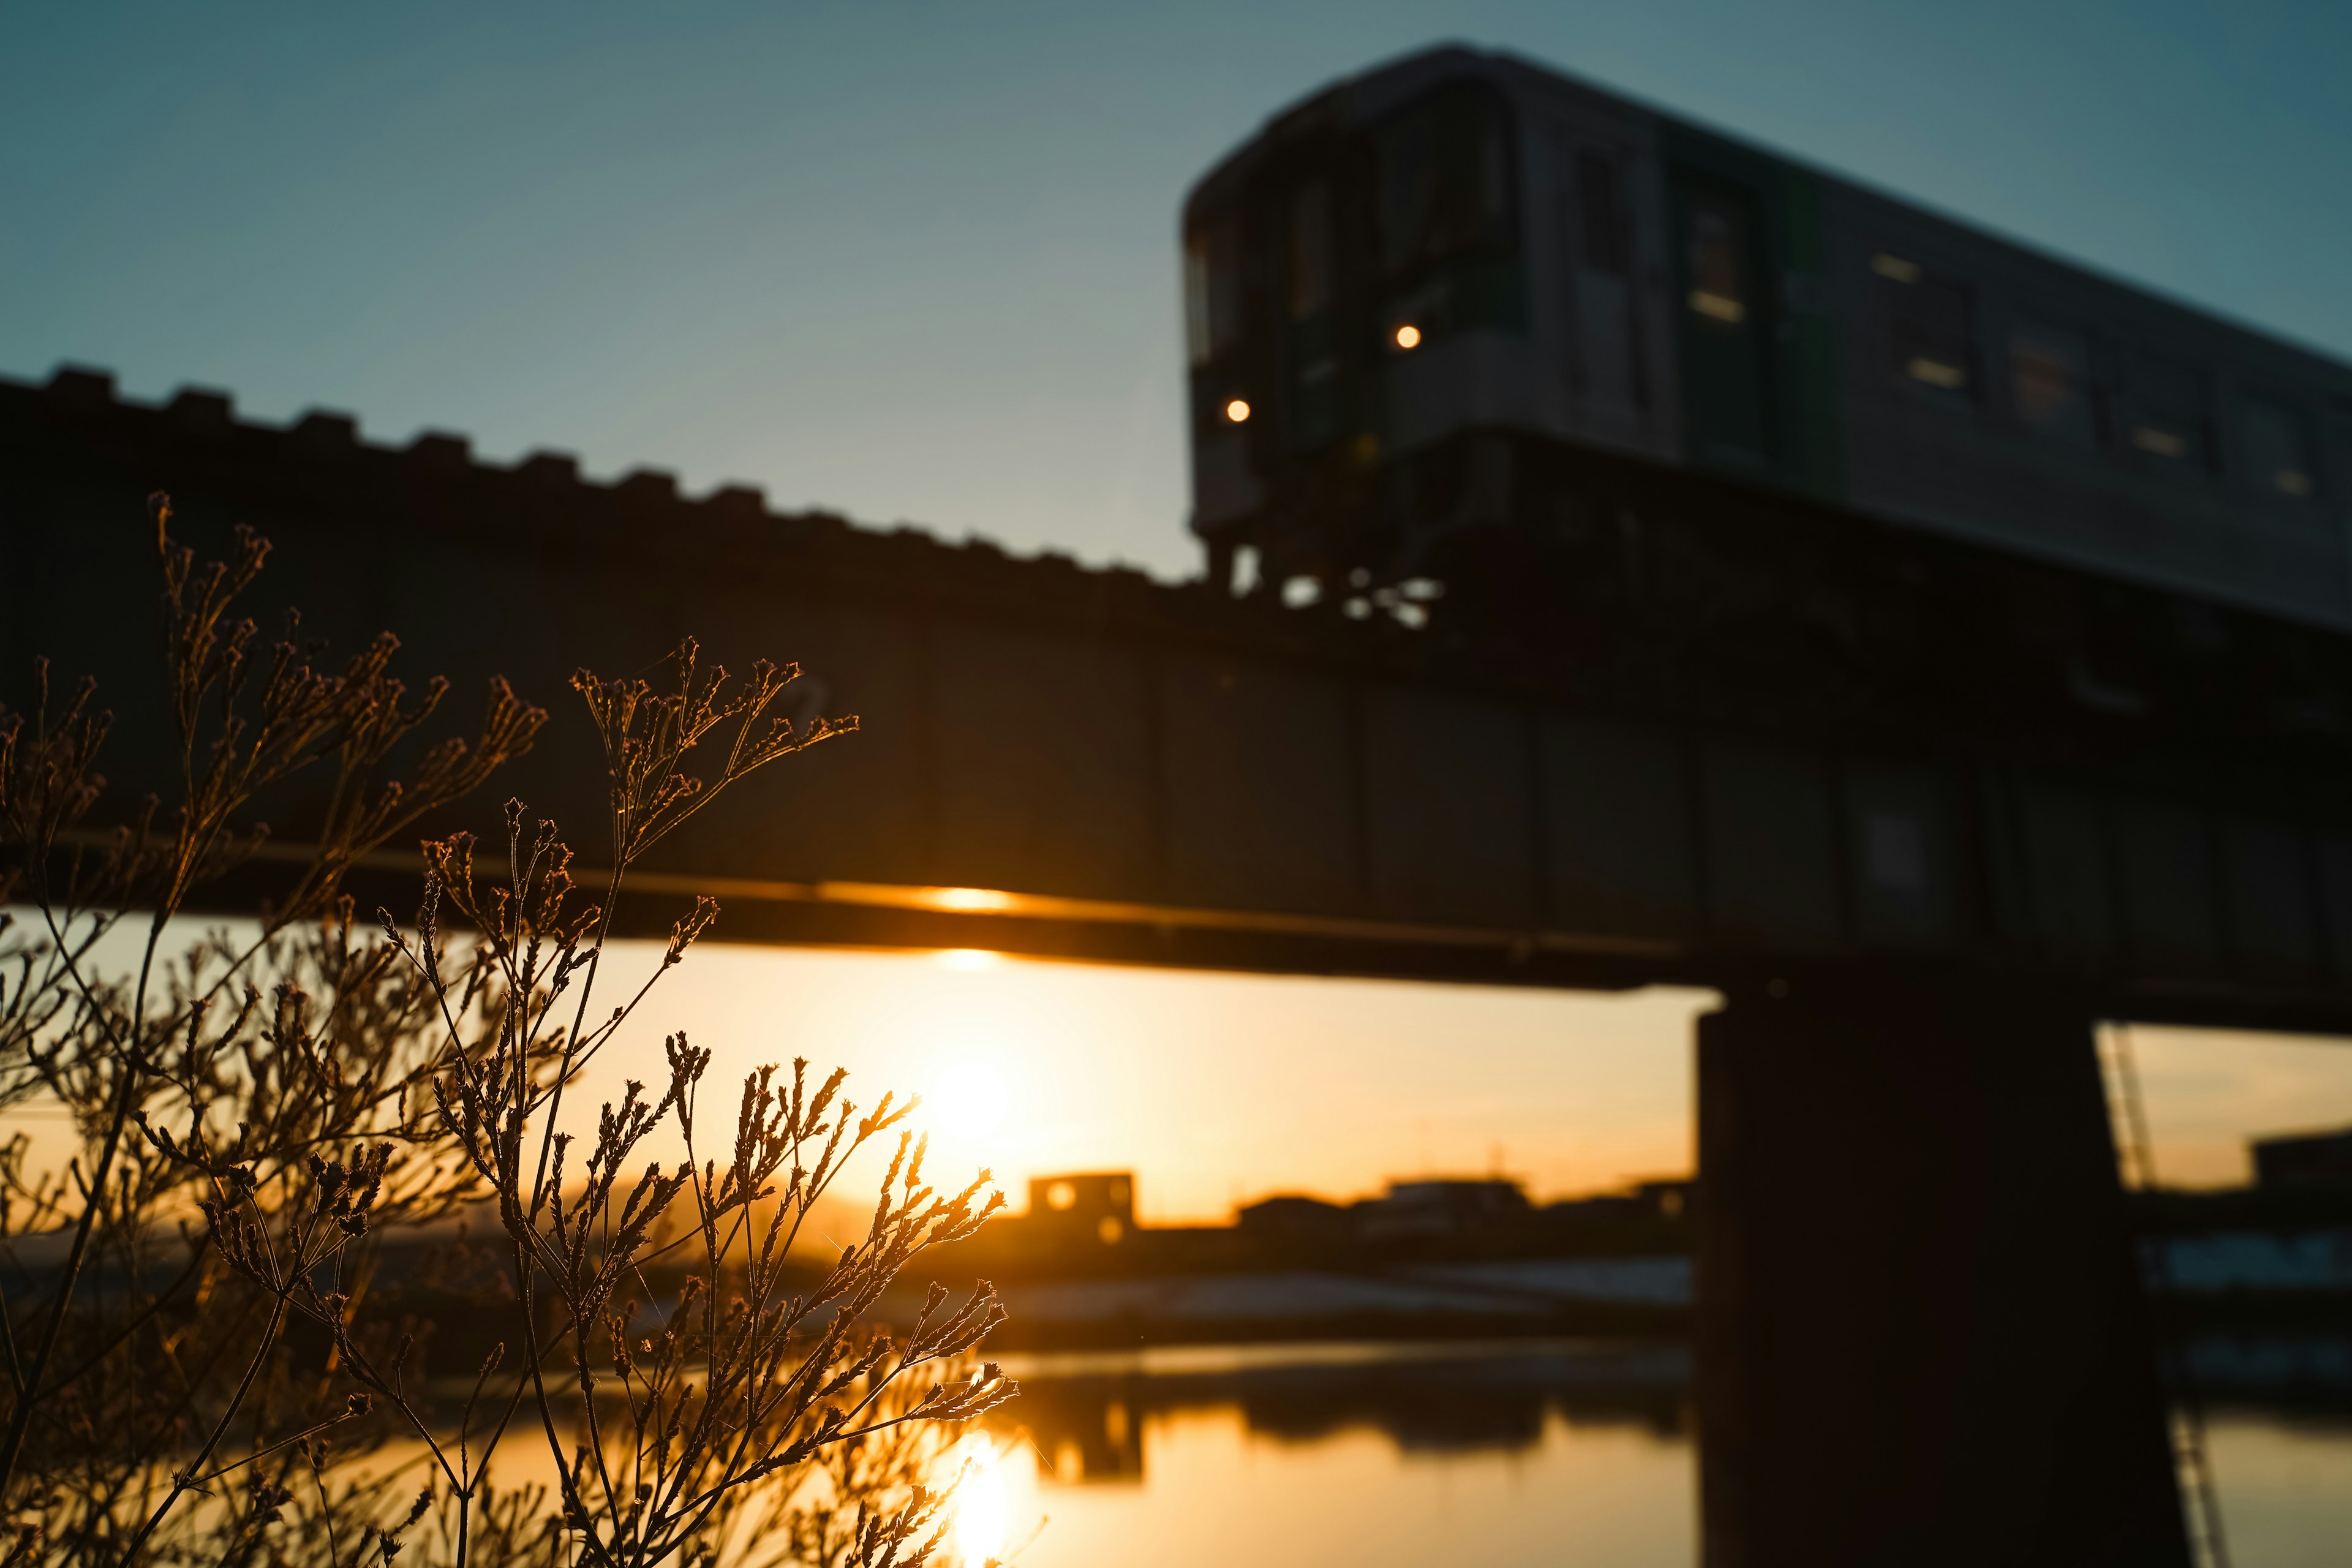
(1695, 966, 2191, 1567)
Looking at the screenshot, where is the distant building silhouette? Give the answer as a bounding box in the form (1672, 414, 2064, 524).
(1355, 1178, 1532, 1243)
(1023, 1171, 1136, 1248)
(930, 1167, 1695, 1287)
(2252, 1126, 2352, 1189)
(1236, 1194, 1354, 1245)
(1543, 1178, 1694, 1224)
(1234, 1176, 1695, 1253)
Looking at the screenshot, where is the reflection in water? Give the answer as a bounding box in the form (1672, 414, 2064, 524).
(2200, 1412, 2352, 1568)
(994, 1339, 1687, 1483)
(968, 1340, 2352, 1568)
(948, 1434, 1010, 1568)
(978, 1341, 1694, 1568)
(339, 1341, 2352, 1564)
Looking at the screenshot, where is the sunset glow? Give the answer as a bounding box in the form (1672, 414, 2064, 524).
(949, 1436, 1009, 1568)
(932, 887, 1016, 913)
(936, 1057, 1014, 1141)
(565, 939, 1709, 1224)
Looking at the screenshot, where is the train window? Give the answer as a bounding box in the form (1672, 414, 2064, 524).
(1684, 189, 1752, 326)
(1286, 183, 1333, 321)
(1675, 176, 1772, 461)
(1879, 264, 1972, 400)
(2117, 356, 2211, 472)
(1185, 213, 1245, 368)
(2008, 323, 2095, 446)
(1377, 86, 1512, 279)
(1283, 183, 1340, 450)
(2240, 396, 2316, 499)
(1576, 151, 1630, 277)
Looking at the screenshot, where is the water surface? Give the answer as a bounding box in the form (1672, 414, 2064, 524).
(978, 1341, 2352, 1568)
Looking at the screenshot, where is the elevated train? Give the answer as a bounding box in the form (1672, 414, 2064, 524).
(1183, 46, 2352, 750)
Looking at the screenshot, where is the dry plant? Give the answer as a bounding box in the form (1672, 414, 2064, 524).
(0, 496, 1018, 1566)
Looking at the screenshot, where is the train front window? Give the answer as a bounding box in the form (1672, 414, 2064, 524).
(1286, 182, 1332, 320)
(2009, 323, 2095, 446)
(2241, 396, 2316, 499)
(1684, 191, 1751, 326)
(1184, 213, 1245, 368)
(1285, 180, 1340, 451)
(1376, 86, 1512, 279)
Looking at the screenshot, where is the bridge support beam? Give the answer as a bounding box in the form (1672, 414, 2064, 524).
(1695, 967, 2188, 1567)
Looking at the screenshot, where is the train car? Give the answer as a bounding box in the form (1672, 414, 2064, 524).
(1183, 45, 2352, 743)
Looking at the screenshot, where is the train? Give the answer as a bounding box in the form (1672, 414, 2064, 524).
(1182, 45, 2352, 747)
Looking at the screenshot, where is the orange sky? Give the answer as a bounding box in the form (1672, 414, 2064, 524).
(580, 939, 2352, 1223)
(12, 916, 2352, 1223)
(579, 940, 1710, 1225)
(2103, 1022, 2352, 1189)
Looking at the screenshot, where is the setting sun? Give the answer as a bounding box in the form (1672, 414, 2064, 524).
(936, 1057, 1014, 1140)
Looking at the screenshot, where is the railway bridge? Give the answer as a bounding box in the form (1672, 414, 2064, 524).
(9, 368, 2350, 1564)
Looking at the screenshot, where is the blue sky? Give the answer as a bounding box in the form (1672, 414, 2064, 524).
(5, 1, 2346, 583)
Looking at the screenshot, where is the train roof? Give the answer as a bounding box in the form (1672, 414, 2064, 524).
(1185, 42, 2352, 389)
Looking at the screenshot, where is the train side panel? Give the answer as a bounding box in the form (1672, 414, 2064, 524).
(1821, 179, 2352, 630)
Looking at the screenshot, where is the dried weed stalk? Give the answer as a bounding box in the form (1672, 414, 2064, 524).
(0, 497, 1017, 1566)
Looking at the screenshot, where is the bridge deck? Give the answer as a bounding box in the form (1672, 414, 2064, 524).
(8, 368, 2352, 1033)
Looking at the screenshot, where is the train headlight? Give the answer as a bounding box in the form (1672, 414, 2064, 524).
(1225, 398, 1251, 423)
(1394, 324, 1422, 350)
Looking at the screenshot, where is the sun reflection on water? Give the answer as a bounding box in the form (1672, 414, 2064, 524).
(948, 1434, 1009, 1568)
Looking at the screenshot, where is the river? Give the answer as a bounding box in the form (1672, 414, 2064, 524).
(968, 1340, 2352, 1568)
